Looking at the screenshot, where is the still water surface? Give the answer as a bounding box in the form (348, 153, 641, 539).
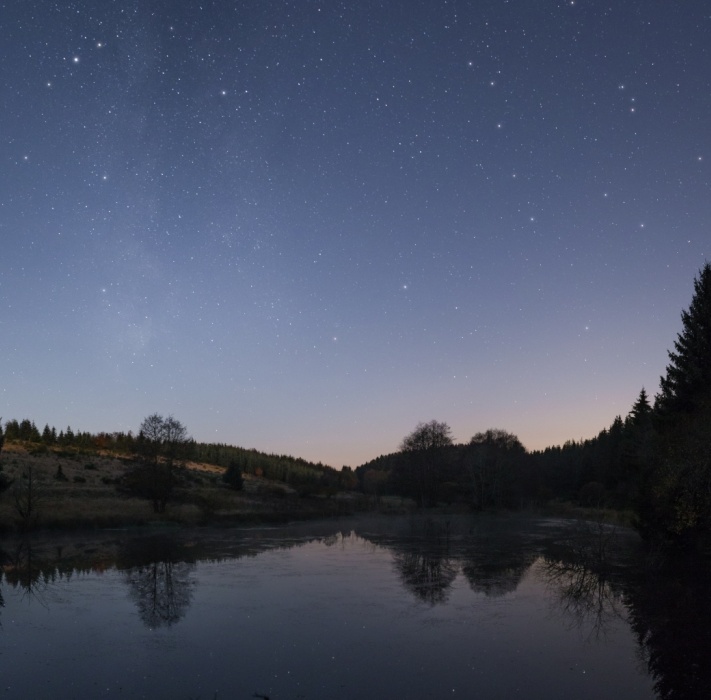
(0, 514, 704, 699)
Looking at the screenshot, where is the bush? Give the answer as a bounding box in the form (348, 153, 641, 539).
(222, 461, 244, 491)
(0, 467, 12, 494)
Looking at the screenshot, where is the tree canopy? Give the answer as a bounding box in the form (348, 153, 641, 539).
(400, 420, 453, 452)
(127, 414, 191, 513)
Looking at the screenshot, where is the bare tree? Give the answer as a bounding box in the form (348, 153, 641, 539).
(12, 467, 48, 530)
(125, 414, 190, 513)
(0, 417, 11, 495)
(399, 421, 454, 506)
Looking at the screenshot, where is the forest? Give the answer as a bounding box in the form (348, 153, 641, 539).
(356, 262, 711, 549)
(1, 263, 710, 549)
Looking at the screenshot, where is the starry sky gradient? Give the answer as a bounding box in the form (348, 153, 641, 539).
(2, 0, 709, 467)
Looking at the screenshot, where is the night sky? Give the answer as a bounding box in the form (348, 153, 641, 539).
(2, 1, 709, 468)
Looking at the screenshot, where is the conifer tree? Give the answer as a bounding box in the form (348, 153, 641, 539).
(42, 424, 54, 445)
(629, 388, 652, 426)
(656, 262, 711, 416)
(639, 263, 711, 544)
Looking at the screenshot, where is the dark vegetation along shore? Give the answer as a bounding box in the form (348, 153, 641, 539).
(1, 263, 710, 554)
(0, 423, 364, 532)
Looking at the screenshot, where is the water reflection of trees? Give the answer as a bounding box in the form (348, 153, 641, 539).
(458, 521, 537, 597)
(541, 520, 628, 640)
(538, 519, 711, 698)
(624, 557, 711, 700)
(120, 535, 196, 628)
(0, 546, 7, 621)
(3, 516, 711, 700)
(392, 546, 458, 604)
(461, 542, 535, 598)
(0, 539, 56, 606)
(542, 558, 627, 640)
(381, 518, 539, 603)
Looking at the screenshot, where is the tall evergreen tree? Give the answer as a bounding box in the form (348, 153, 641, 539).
(41, 424, 55, 445)
(629, 388, 652, 426)
(616, 389, 655, 509)
(638, 263, 711, 545)
(656, 262, 711, 416)
(4, 419, 19, 441)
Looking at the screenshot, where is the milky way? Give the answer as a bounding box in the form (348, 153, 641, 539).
(2, 1, 709, 467)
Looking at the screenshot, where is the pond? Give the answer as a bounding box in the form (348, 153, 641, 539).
(0, 514, 707, 699)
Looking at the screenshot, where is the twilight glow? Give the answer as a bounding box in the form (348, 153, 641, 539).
(1, 1, 709, 467)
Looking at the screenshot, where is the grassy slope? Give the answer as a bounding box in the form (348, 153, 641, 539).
(0, 443, 347, 531)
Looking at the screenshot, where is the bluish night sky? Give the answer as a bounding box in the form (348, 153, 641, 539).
(2, 0, 709, 467)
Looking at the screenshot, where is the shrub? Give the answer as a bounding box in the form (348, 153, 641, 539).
(222, 461, 244, 491)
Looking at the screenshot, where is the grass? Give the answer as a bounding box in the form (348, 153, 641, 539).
(0, 442, 352, 532)
(534, 499, 637, 528)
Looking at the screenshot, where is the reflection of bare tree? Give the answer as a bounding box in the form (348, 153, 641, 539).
(12, 468, 49, 530)
(126, 560, 195, 628)
(0, 546, 7, 621)
(542, 558, 626, 640)
(392, 547, 458, 605)
(1, 539, 52, 606)
(121, 536, 196, 628)
(541, 519, 629, 640)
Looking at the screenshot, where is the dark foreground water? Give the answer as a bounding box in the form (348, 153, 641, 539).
(1, 514, 709, 699)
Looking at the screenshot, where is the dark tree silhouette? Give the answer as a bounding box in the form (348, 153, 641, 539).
(635, 264, 711, 544)
(12, 467, 48, 530)
(222, 459, 244, 490)
(398, 420, 454, 506)
(656, 262, 711, 416)
(123, 414, 190, 513)
(467, 429, 526, 510)
(400, 420, 453, 452)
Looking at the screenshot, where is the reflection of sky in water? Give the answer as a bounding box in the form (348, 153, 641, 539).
(0, 522, 653, 700)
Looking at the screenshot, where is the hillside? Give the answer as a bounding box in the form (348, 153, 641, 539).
(0, 442, 355, 532)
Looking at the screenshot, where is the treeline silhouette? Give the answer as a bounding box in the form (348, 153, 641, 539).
(1, 263, 709, 547)
(356, 263, 711, 549)
(0, 418, 356, 496)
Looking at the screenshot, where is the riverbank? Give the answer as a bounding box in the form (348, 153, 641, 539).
(0, 443, 367, 533)
(0, 443, 635, 534)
